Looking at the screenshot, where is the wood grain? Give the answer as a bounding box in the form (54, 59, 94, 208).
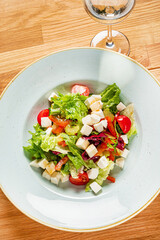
(0, 0, 159, 239)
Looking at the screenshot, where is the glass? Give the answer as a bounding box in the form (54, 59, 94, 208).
(84, 0, 135, 55)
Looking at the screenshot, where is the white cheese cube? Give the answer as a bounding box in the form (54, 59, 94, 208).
(42, 170, 51, 181)
(45, 127, 52, 136)
(92, 109, 105, 119)
(48, 92, 58, 101)
(101, 119, 108, 128)
(92, 95, 101, 101)
(41, 117, 52, 128)
(38, 159, 49, 169)
(90, 100, 103, 111)
(87, 168, 99, 179)
(77, 166, 84, 174)
(90, 182, 102, 194)
(30, 160, 40, 168)
(121, 148, 129, 158)
(82, 115, 93, 125)
(94, 122, 104, 133)
(121, 135, 128, 144)
(46, 161, 55, 175)
(86, 144, 98, 158)
(91, 114, 101, 124)
(76, 137, 90, 150)
(116, 157, 125, 169)
(61, 175, 69, 183)
(51, 172, 61, 185)
(97, 156, 109, 169)
(80, 124, 93, 136)
(84, 96, 95, 108)
(117, 102, 126, 111)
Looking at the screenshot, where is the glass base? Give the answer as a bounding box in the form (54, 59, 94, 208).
(90, 30, 130, 56)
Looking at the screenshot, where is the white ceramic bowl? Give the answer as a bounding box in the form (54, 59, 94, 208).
(0, 48, 159, 232)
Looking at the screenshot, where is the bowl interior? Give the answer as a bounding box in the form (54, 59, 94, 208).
(0, 48, 159, 231)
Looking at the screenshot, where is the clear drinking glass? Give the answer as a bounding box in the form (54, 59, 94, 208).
(84, 0, 135, 55)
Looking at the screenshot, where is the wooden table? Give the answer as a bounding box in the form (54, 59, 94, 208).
(0, 0, 160, 239)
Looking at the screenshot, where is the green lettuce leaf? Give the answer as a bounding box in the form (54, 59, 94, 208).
(101, 83, 121, 114)
(84, 160, 97, 169)
(40, 135, 57, 152)
(61, 133, 87, 169)
(69, 161, 79, 178)
(61, 161, 70, 175)
(52, 93, 88, 123)
(85, 160, 114, 192)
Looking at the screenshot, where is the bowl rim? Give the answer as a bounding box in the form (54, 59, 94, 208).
(0, 47, 160, 232)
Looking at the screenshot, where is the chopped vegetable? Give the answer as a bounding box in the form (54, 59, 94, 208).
(24, 83, 137, 194)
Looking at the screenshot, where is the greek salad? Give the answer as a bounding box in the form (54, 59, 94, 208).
(24, 83, 137, 194)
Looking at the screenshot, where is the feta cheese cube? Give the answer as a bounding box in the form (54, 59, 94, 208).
(38, 159, 49, 169)
(51, 172, 61, 185)
(46, 161, 55, 175)
(92, 95, 101, 101)
(121, 148, 129, 158)
(86, 144, 98, 158)
(84, 96, 95, 108)
(101, 119, 108, 128)
(42, 170, 51, 181)
(87, 168, 99, 179)
(117, 102, 126, 111)
(77, 166, 84, 174)
(90, 182, 102, 194)
(120, 135, 128, 144)
(41, 117, 52, 128)
(30, 160, 40, 168)
(94, 121, 104, 133)
(61, 175, 69, 183)
(48, 92, 58, 101)
(45, 127, 52, 136)
(91, 114, 101, 124)
(97, 156, 109, 169)
(76, 137, 90, 150)
(116, 157, 125, 169)
(80, 124, 93, 136)
(92, 109, 105, 119)
(82, 115, 93, 125)
(90, 100, 103, 111)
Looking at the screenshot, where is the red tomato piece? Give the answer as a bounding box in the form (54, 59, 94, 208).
(105, 116, 117, 137)
(58, 140, 67, 147)
(52, 124, 64, 134)
(96, 142, 107, 156)
(108, 152, 115, 161)
(49, 115, 70, 128)
(37, 109, 49, 126)
(71, 84, 90, 96)
(69, 172, 89, 185)
(117, 115, 131, 134)
(55, 156, 69, 171)
(107, 176, 115, 183)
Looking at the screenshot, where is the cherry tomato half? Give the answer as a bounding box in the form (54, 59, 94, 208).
(69, 172, 89, 185)
(117, 115, 131, 134)
(71, 84, 90, 96)
(37, 109, 49, 126)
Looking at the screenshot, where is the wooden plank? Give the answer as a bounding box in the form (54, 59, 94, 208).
(0, 26, 43, 53)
